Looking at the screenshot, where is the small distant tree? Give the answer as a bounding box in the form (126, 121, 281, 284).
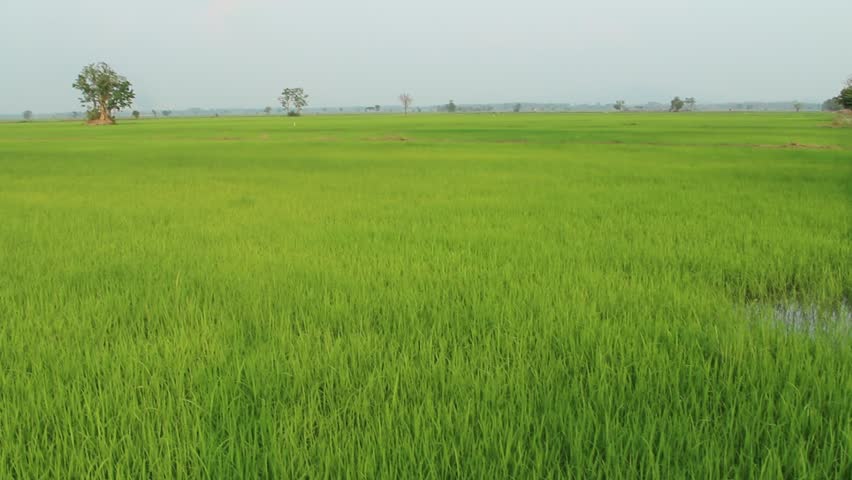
(399, 93, 413, 114)
(162, 110, 172, 117)
(22, 110, 33, 121)
(684, 97, 696, 111)
(613, 100, 626, 111)
(447, 100, 457, 113)
(669, 96, 685, 112)
(132, 110, 140, 119)
(793, 101, 803, 112)
(264, 106, 272, 115)
(152, 109, 158, 118)
(72, 62, 135, 124)
(375, 104, 381, 112)
(279, 88, 309, 116)
(72, 111, 80, 119)
(513, 103, 522, 113)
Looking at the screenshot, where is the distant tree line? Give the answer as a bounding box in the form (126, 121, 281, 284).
(60, 62, 852, 124)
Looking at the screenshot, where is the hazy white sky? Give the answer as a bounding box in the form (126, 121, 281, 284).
(1, 0, 849, 112)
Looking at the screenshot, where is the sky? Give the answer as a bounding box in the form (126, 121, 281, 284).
(1, 0, 850, 113)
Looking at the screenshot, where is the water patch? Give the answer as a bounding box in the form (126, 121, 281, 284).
(749, 300, 851, 335)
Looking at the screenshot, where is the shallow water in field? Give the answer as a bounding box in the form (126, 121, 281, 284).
(749, 300, 852, 335)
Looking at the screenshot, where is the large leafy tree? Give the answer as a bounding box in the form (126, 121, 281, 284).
(823, 76, 852, 111)
(72, 62, 135, 124)
(841, 87, 852, 109)
(279, 88, 309, 116)
(669, 96, 685, 112)
(822, 97, 842, 111)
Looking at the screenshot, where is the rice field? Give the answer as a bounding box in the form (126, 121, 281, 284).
(0, 112, 850, 478)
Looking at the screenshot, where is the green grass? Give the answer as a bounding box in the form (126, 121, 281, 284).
(0, 113, 850, 478)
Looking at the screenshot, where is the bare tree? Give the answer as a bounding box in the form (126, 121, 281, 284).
(399, 93, 413, 114)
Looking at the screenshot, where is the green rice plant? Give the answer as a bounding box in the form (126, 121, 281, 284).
(0, 113, 850, 478)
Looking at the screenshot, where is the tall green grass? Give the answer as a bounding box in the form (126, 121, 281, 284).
(0, 113, 850, 478)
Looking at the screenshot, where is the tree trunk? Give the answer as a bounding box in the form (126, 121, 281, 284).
(98, 96, 112, 124)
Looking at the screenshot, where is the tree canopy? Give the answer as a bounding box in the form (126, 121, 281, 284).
(279, 88, 309, 116)
(72, 62, 135, 124)
(841, 87, 852, 109)
(822, 97, 842, 111)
